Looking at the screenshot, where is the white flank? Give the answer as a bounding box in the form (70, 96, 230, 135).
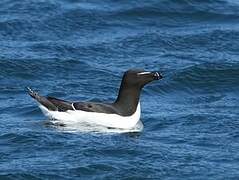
(38, 103, 141, 131)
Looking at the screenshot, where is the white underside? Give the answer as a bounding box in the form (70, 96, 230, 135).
(38, 103, 143, 132)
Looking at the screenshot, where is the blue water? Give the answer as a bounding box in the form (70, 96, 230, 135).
(1, 0, 239, 179)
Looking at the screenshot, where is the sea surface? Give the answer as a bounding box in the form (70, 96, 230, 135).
(1, 0, 239, 179)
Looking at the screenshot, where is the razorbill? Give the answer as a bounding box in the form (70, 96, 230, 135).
(27, 69, 162, 129)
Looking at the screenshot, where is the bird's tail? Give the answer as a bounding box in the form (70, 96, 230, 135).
(26, 87, 58, 111)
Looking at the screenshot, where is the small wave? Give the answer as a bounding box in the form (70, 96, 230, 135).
(0, 132, 39, 144)
(111, 0, 239, 22)
(0, 59, 91, 80)
(0, 173, 65, 179)
(160, 63, 239, 94)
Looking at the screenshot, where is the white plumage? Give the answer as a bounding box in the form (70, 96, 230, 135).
(39, 103, 141, 130)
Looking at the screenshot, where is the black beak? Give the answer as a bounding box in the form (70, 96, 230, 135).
(153, 72, 163, 80)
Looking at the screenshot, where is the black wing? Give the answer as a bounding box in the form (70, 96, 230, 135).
(47, 97, 74, 112)
(27, 87, 117, 114)
(73, 102, 118, 114)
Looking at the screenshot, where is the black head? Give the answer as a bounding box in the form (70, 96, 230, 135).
(114, 69, 163, 114)
(122, 69, 163, 88)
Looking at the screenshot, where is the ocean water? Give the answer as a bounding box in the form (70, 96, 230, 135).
(1, 0, 239, 179)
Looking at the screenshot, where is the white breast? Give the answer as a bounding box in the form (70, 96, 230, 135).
(38, 103, 141, 130)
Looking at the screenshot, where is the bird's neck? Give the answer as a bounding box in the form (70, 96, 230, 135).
(114, 83, 141, 116)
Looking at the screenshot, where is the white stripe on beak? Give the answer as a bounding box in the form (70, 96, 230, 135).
(137, 72, 151, 75)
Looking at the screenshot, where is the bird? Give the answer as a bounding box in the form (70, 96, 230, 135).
(27, 69, 163, 130)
